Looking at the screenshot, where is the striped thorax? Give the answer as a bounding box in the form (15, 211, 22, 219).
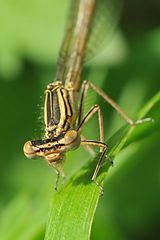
(23, 81, 81, 165)
(44, 81, 77, 138)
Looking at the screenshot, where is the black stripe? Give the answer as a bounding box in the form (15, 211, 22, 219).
(43, 143, 65, 152)
(66, 93, 73, 117)
(52, 90, 60, 125)
(31, 133, 65, 146)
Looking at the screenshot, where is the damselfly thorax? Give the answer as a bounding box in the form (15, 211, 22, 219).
(44, 82, 77, 138)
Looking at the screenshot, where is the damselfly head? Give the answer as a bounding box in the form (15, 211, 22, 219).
(23, 139, 64, 162)
(23, 130, 81, 163)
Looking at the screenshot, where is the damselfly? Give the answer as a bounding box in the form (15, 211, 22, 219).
(23, 0, 150, 192)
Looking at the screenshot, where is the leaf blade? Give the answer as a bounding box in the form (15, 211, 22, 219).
(45, 91, 160, 240)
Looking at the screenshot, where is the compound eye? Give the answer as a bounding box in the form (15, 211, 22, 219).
(64, 130, 78, 144)
(64, 130, 80, 150)
(23, 141, 38, 159)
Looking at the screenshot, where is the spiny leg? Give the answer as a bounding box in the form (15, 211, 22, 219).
(55, 170, 59, 191)
(77, 84, 116, 192)
(50, 163, 65, 192)
(77, 104, 104, 151)
(81, 134, 96, 157)
(77, 80, 89, 126)
(77, 80, 152, 193)
(77, 85, 110, 186)
(81, 140, 108, 194)
(85, 81, 152, 126)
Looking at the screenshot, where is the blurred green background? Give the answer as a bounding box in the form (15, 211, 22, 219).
(0, 0, 160, 239)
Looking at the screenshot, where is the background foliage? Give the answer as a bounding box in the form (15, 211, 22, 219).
(0, 0, 159, 239)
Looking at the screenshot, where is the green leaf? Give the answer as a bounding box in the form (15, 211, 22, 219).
(44, 92, 160, 240)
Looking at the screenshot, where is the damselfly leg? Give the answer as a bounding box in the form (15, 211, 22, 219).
(77, 102, 107, 193)
(49, 159, 65, 191)
(76, 80, 152, 192)
(87, 81, 152, 126)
